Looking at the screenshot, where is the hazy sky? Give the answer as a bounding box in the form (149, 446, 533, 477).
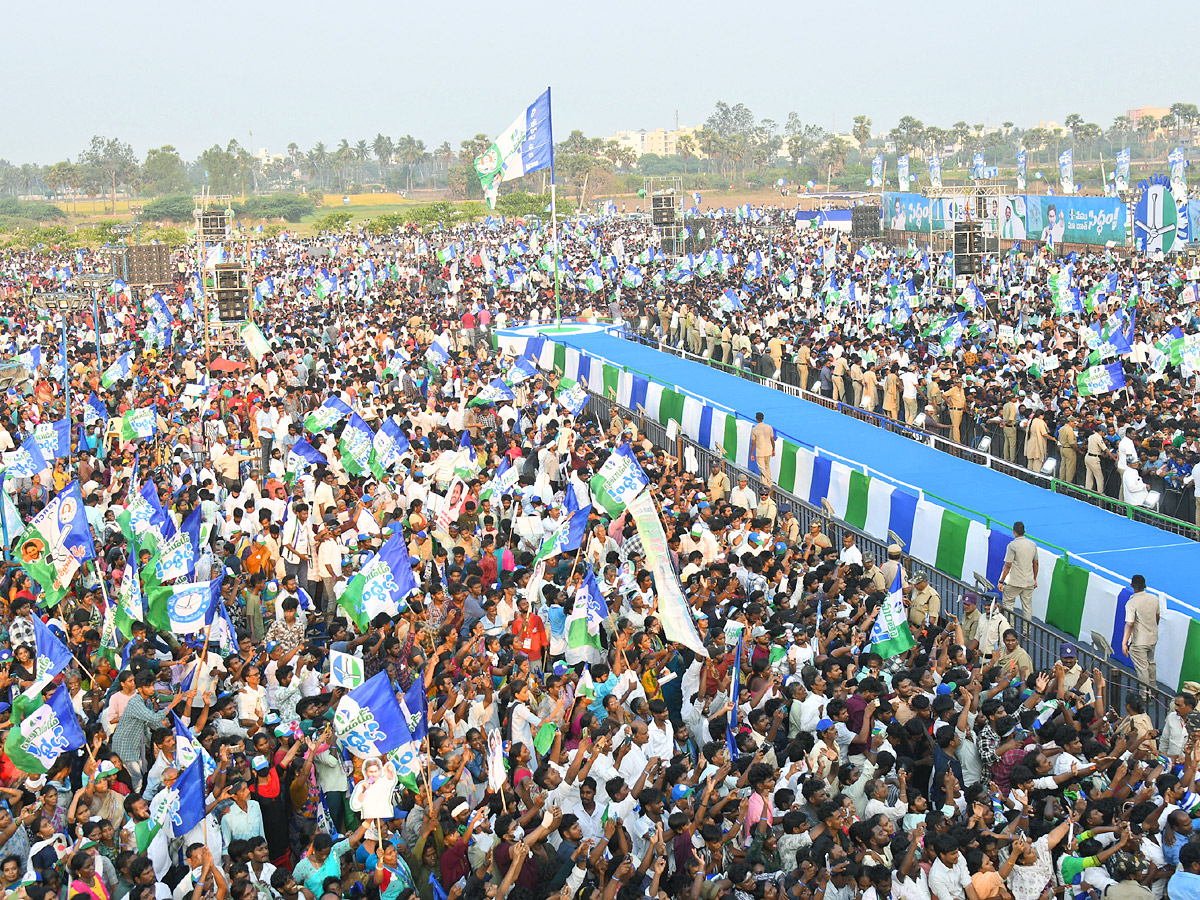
(5, 0, 1197, 165)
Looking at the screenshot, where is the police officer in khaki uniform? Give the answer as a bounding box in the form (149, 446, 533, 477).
(862, 553, 889, 592)
(832, 354, 848, 402)
(1001, 393, 1019, 462)
(1084, 428, 1106, 493)
(1058, 416, 1079, 484)
(850, 358, 865, 407)
(707, 463, 730, 503)
(907, 570, 942, 627)
(767, 332, 784, 380)
(755, 490, 777, 526)
(945, 380, 967, 444)
(1122, 574, 1159, 689)
(797, 341, 813, 392)
(879, 544, 911, 594)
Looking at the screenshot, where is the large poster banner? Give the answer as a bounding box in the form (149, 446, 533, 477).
(1059, 149, 1074, 194)
(1115, 148, 1130, 193)
(1021, 195, 1126, 247)
(883, 192, 966, 232)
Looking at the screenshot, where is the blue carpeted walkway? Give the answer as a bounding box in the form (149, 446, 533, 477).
(551, 329, 1200, 618)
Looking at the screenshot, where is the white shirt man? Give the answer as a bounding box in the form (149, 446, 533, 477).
(1116, 429, 1137, 474)
(839, 539, 863, 568)
(928, 852, 971, 900)
(729, 480, 756, 510)
(255, 406, 278, 447)
(1123, 463, 1149, 507)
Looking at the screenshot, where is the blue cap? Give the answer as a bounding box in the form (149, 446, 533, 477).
(415, 531, 427, 538)
(552, 662, 569, 676)
(671, 784, 693, 802)
(936, 683, 955, 695)
(431, 774, 449, 792)
(410, 555, 421, 566)
(816, 717, 835, 731)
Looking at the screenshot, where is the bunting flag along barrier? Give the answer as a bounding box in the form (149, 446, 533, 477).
(503, 332, 1197, 689)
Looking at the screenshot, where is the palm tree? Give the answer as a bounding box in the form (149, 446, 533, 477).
(561, 130, 591, 154)
(308, 142, 328, 188)
(47, 161, 75, 209)
(852, 115, 872, 147)
(676, 133, 696, 173)
(354, 140, 369, 182)
(397, 135, 424, 194)
(1139, 116, 1158, 150)
(372, 134, 394, 180)
(436, 141, 453, 184)
(952, 121, 970, 158)
(695, 128, 723, 176)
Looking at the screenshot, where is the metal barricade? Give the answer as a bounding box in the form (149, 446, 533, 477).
(613, 329, 1200, 542)
(587, 391, 1176, 727)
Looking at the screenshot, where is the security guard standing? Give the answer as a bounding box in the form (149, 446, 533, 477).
(1001, 392, 1019, 462)
(832, 354, 848, 402)
(879, 544, 911, 595)
(767, 331, 784, 380)
(797, 341, 813, 392)
(945, 379, 967, 444)
(907, 570, 942, 627)
(1084, 428, 1106, 493)
(707, 462, 730, 503)
(862, 553, 889, 592)
(1058, 416, 1079, 484)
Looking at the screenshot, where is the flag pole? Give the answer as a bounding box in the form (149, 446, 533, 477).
(549, 86, 561, 326)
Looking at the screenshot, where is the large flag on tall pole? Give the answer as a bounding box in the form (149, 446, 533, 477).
(867, 568, 916, 660)
(474, 89, 553, 210)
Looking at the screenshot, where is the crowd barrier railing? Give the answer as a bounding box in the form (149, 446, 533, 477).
(615, 328, 1200, 543)
(584, 391, 1176, 728)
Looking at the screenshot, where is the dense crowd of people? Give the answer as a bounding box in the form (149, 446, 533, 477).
(0, 207, 1189, 900)
(594, 214, 1200, 521)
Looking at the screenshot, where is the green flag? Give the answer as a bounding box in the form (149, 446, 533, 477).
(119, 407, 157, 442)
(2, 692, 46, 774)
(867, 571, 916, 660)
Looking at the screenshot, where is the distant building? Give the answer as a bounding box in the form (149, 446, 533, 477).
(1127, 106, 1171, 127)
(605, 126, 701, 158)
(255, 147, 288, 165)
